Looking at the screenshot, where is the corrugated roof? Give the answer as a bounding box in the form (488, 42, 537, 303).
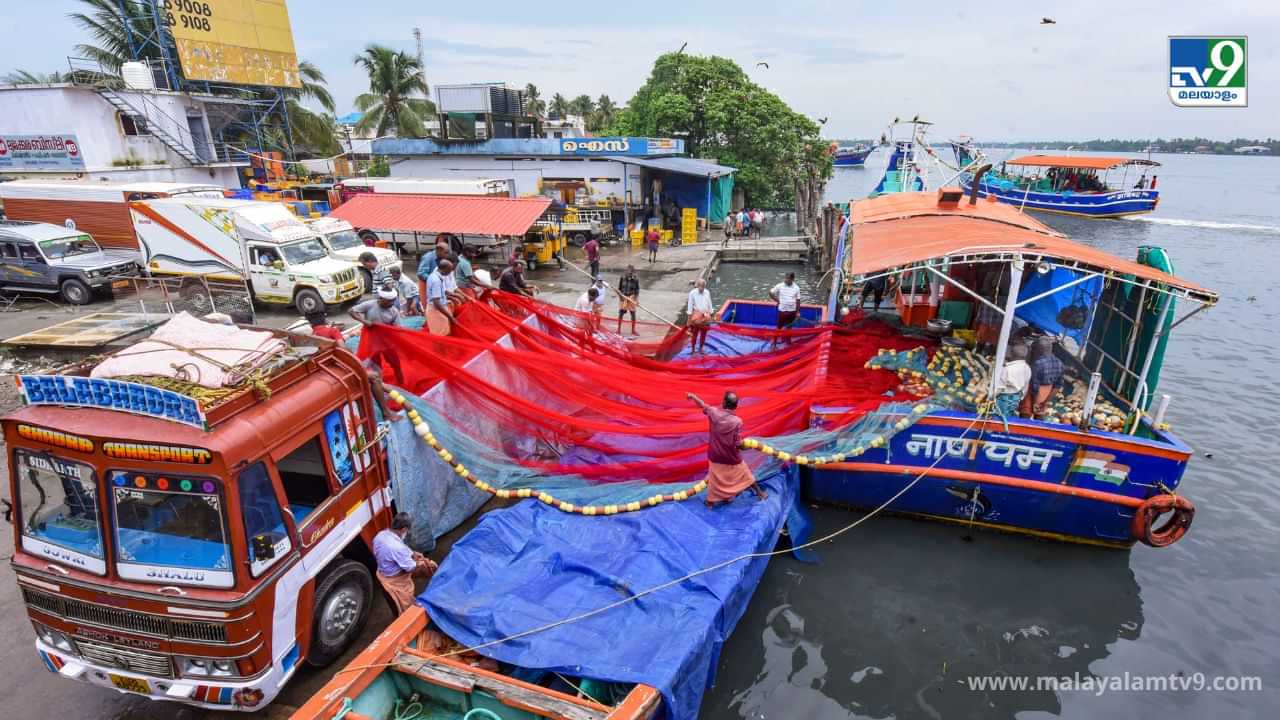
(605, 156, 736, 177)
(329, 194, 552, 236)
(1005, 155, 1160, 170)
(847, 191, 1216, 303)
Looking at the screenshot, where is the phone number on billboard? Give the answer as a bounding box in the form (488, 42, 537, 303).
(162, 0, 214, 32)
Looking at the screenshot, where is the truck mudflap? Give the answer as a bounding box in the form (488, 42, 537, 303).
(35, 639, 286, 712)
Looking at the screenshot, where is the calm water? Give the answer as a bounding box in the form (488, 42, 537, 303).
(702, 152, 1280, 719)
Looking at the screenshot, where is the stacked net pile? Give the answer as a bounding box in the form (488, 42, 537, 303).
(360, 290, 932, 511)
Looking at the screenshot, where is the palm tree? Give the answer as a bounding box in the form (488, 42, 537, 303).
(293, 61, 335, 114)
(353, 44, 435, 138)
(523, 83, 545, 117)
(593, 94, 618, 131)
(3, 69, 68, 84)
(549, 93, 570, 119)
(570, 94, 595, 117)
(68, 0, 158, 72)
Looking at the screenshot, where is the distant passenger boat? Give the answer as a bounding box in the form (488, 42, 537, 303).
(952, 141, 1161, 218)
(832, 144, 874, 166)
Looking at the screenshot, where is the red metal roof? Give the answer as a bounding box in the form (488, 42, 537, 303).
(329, 194, 552, 236)
(847, 191, 1216, 302)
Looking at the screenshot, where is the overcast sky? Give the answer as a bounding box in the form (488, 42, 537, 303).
(3, 0, 1276, 141)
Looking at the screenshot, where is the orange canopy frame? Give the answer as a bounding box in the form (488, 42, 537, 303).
(1004, 155, 1160, 170)
(846, 190, 1216, 303)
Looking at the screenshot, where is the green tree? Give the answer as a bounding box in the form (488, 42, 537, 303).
(283, 61, 340, 156)
(589, 94, 618, 132)
(614, 53, 829, 207)
(549, 93, 570, 118)
(68, 0, 159, 72)
(2, 69, 68, 84)
(524, 83, 545, 116)
(570, 94, 595, 117)
(352, 44, 436, 138)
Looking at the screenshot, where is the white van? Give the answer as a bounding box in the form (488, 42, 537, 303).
(305, 216, 401, 292)
(130, 198, 363, 314)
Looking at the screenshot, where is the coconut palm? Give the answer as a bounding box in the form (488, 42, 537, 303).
(2, 69, 68, 84)
(353, 44, 435, 138)
(570, 94, 595, 117)
(549, 93, 570, 119)
(593, 94, 618, 131)
(68, 0, 159, 72)
(524, 83, 545, 117)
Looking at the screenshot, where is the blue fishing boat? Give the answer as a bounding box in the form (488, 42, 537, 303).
(729, 188, 1218, 549)
(832, 144, 874, 167)
(952, 141, 1161, 217)
(868, 117, 938, 197)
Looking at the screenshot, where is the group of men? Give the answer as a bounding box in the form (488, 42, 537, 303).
(574, 265, 643, 336)
(723, 208, 766, 242)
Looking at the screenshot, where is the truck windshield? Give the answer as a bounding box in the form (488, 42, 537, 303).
(326, 230, 363, 251)
(110, 471, 234, 588)
(14, 450, 105, 574)
(280, 238, 329, 266)
(39, 234, 101, 259)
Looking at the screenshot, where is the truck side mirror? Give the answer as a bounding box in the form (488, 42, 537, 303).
(251, 533, 277, 561)
(272, 260, 284, 271)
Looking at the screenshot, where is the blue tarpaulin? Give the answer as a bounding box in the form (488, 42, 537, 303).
(419, 468, 796, 720)
(1016, 267, 1103, 345)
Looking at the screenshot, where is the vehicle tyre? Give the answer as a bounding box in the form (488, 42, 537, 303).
(295, 288, 325, 315)
(306, 560, 373, 667)
(359, 268, 374, 295)
(572, 233, 588, 246)
(59, 278, 92, 305)
(358, 230, 379, 246)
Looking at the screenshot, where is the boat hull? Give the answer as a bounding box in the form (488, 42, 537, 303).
(803, 410, 1192, 548)
(960, 177, 1159, 218)
(833, 148, 873, 166)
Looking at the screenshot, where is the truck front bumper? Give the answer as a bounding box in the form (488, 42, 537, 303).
(35, 640, 282, 712)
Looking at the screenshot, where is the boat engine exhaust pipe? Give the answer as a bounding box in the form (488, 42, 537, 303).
(969, 164, 992, 205)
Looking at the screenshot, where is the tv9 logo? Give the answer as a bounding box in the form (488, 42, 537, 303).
(1169, 37, 1247, 107)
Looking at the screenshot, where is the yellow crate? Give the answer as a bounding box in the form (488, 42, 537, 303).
(631, 229, 644, 248)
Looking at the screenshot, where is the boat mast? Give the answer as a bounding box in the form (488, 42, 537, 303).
(987, 257, 1025, 401)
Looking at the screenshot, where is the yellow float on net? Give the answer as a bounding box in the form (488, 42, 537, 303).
(537, 493, 554, 504)
(558, 501, 575, 512)
(604, 505, 618, 515)
(583, 506, 597, 516)
(496, 489, 511, 499)
(692, 481, 708, 492)
(517, 488, 533, 498)
(831, 453, 846, 462)
(647, 495, 663, 506)
(795, 455, 809, 465)
(870, 436, 885, 448)
(895, 419, 909, 430)
(673, 490, 688, 501)
(777, 451, 792, 462)
(625, 501, 642, 512)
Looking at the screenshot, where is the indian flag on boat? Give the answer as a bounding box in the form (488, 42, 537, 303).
(1069, 450, 1130, 485)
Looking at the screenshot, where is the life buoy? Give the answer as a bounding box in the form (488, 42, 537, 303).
(1131, 494, 1195, 547)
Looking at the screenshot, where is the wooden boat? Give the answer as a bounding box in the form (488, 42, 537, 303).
(290, 606, 661, 720)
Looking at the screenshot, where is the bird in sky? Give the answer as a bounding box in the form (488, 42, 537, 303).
(817, 117, 828, 125)
(755, 61, 769, 69)
(1041, 17, 1056, 24)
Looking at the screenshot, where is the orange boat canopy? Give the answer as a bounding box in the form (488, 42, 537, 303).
(846, 190, 1216, 304)
(1004, 155, 1160, 170)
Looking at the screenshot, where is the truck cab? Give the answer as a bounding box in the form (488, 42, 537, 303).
(131, 198, 363, 315)
(305, 217, 402, 293)
(4, 329, 392, 711)
(0, 220, 141, 304)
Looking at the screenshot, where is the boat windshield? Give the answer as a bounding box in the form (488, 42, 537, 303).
(39, 234, 101, 259)
(110, 471, 234, 588)
(325, 229, 363, 251)
(280, 238, 330, 266)
(14, 450, 105, 574)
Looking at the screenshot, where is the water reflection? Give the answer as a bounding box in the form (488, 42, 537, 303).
(707, 509, 1143, 720)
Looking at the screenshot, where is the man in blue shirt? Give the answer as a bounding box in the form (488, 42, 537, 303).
(416, 242, 450, 294)
(1024, 336, 1064, 419)
(373, 513, 436, 613)
(425, 259, 458, 335)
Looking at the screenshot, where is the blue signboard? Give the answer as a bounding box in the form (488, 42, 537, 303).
(19, 375, 207, 429)
(0, 134, 86, 171)
(559, 137, 684, 156)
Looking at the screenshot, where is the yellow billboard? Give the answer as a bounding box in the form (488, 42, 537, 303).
(165, 0, 301, 88)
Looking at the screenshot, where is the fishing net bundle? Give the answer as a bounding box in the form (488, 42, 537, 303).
(865, 342, 991, 411)
(361, 290, 935, 513)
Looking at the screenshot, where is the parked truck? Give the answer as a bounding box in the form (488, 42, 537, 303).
(4, 323, 395, 711)
(0, 181, 227, 250)
(131, 198, 363, 315)
(304, 216, 401, 293)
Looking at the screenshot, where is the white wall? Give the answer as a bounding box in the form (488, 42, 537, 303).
(0, 85, 236, 184)
(390, 156, 638, 203)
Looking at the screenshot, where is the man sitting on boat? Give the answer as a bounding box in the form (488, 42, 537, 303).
(688, 391, 767, 507)
(1023, 337, 1064, 419)
(994, 343, 1032, 424)
(374, 512, 438, 614)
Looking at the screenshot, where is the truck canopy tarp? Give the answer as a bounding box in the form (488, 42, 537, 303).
(328, 194, 552, 236)
(419, 467, 796, 720)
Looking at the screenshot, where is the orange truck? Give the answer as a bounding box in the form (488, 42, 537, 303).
(4, 328, 396, 711)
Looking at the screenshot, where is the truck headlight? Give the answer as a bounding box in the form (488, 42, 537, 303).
(319, 274, 334, 283)
(34, 624, 76, 654)
(177, 656, 236, 678)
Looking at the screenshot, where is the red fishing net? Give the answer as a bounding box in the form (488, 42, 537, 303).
(357, 290, 926, 485)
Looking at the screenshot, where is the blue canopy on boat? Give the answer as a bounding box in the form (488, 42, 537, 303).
(418, 468, 796, 720)
(1016, 267, 1104, 345)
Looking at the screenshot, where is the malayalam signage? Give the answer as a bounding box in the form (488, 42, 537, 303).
(559, 137, 684, 156)
(19, 375, 207, 429)
(0, 133, 86, 171)
(166, 0, 301, 88)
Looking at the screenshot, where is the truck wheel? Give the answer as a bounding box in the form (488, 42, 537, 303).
(59, 278, 92, 305)
(306, 560, 372, 668)
(295, 288, 325, 315)
(359, 268, 374, 295)
(572, 233, 588, 246)
(179, 281, 214, 314)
